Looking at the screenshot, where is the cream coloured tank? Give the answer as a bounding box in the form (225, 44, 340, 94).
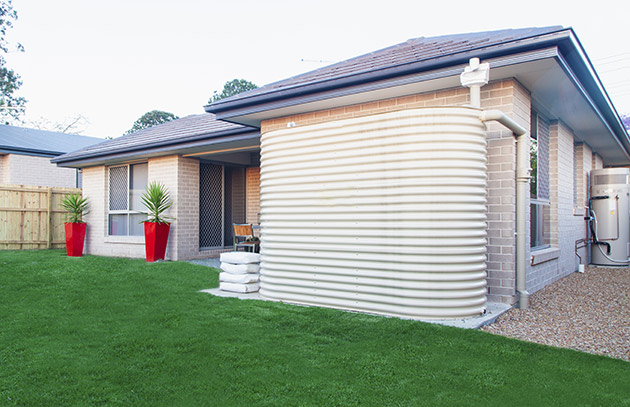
(259, 107, 488, 319)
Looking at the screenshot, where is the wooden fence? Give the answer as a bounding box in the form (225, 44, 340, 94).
(0, 184, 81, 250)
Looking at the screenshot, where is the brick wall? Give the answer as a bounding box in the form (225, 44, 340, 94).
(0, 154, 6, 183)
(592, 153, 603, 170)
(4, 153, 78, 188)
(246, 166, 260, 225)
(261, 81, 522, 133)
(576, 143, 593, 208)
(82, 165, 147, 258)
(81, 155, 234, 261)
(261, 79, 529, 305)
(527, 121, 584, 293)
(174, 156, 200, 260)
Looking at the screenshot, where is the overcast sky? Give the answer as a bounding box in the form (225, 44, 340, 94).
(6, 0, 630, 138)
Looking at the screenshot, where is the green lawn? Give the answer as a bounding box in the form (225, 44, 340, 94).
(0, 250, 628, 406)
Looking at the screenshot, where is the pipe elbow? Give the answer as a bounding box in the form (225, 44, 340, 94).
(479, 110, 527, 136)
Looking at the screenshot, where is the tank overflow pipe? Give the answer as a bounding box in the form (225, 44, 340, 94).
(479, 109, 531, 309)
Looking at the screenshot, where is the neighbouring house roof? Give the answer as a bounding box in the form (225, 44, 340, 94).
(0, 124, 103, 157)
(207, 26, 564, 110)
(205, 26, 630, 165)
(52, 113, 259, 168)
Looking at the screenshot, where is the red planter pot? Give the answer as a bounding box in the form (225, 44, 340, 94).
(64, 222, 87, 257)
(144, 222, 171, 262)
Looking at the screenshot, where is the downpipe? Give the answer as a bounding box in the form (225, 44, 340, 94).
(480, 110, 531, 309)
(462, 58, 531, 309)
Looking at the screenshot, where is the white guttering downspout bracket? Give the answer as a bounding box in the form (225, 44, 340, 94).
(462, 58, 531, 310)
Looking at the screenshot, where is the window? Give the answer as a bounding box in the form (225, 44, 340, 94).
(530, 110, 550, 249)
(108, 163, 148, 236)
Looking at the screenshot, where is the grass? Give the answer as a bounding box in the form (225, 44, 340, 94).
(0, 250, 628, 406)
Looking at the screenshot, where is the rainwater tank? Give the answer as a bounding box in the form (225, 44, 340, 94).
(590, 168, 630, 266)
(259, 107, 489, 319)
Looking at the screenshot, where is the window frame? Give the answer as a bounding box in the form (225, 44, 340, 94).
(530, 110, 551, 251)
(108, 162, 148, 236)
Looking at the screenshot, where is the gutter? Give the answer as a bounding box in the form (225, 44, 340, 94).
(52, 127, 259, 166)
(52, 131, 261, 168)
(0, 147, 61, 158)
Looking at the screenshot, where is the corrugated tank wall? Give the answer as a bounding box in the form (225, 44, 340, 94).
(259, 107, 488, 319)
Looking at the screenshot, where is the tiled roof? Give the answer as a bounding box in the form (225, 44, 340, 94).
(210, 26, 564, 106)
(52, 113, 254, 163)
(0, 125, 103, 156)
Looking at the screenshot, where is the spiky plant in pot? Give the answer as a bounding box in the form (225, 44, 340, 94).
(60, 193, 89, 257)
(141, 182, 174, 262)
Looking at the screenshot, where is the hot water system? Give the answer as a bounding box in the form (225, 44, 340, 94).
(588, 168, 630, 266)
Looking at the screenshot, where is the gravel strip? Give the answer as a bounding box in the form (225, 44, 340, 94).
(481, 266, 630, 362)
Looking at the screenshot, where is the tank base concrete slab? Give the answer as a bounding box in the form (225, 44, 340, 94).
(199, 287, 511, 329)
(426, 302, 512, 329)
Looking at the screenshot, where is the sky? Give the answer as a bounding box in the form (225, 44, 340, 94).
(5, 0, 630, 139)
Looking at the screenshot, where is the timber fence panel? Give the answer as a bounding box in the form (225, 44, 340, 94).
(0, 184, 82, 250)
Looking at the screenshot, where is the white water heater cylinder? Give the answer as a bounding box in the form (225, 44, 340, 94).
(590, 168, 630, 266)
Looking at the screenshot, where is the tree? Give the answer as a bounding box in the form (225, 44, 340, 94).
(0, 0, 25, 123)
(28, 114, 89, 135)
(209, 79, 257, 103)
(124, 110, 179, 135)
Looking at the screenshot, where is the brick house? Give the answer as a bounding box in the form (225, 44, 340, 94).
(0, 124, 102, 188)
(54, 26, 630, 319)
(52, 114, 260, 260)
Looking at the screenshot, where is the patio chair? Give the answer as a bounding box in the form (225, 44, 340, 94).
(233, 223, 260, 253)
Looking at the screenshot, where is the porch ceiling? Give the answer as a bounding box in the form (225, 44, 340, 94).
(185, 146, 260, 166)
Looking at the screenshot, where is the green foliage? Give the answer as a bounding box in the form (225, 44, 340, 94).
(59, 193, 88, 223)
(124, 110, 179, 135)
(141, 181, 173, 224)
(0, 0, 26, 123)
(209, 78, 257, 103)
(0, 250, 629, 406)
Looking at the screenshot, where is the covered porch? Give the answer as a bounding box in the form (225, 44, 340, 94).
(183, 145, 261, 255)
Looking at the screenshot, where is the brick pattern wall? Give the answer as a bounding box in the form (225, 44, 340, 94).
(83, 165, 146, 258)
(592, 153, 603, 170)
(4, 154, 78, 188)
(82, 155, 235, 261)
(261, 79, 529, 305)
(246, 166, 260, 225)
(0, 155, 6, 183)
(575, 143, 593, 208)
(527, 121, 583, 293)
(261, 81, 524, 133)
(148, 156, 180, 259)
(484, 81, 530, 304)
(175, 157, 200, 260)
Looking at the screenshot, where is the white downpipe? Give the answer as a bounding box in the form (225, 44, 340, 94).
(462, 58, 531, 309)
(480, 110, 530, 309)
